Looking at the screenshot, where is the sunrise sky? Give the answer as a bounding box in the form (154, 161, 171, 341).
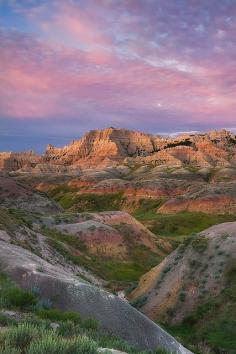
(0, 0, 236, 151)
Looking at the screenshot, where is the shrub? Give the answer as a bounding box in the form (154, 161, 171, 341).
(36, 299, 53, 310)
(81, 318, 98, 330)
(162, 266, 171, 274)
(3, 323, 42, 351)
(0, 347, 21, 354)
(56, 321, 79, 337)
(27, 335, 98, 354)
(27, 335, 69, 354)
(1, 287, 36, 309)
(67, 336, 98, 354)
(217, 251, 224, 256)
(93, 333, 138, 353)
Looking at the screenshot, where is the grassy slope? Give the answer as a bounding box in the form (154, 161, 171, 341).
(44, 227, 160, 288)
(134, 208, 236, 241)
(163, 263, 236, 354)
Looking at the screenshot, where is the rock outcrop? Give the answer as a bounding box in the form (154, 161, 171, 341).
(0, 151, 39, 171)
(2, 128, 235, 173)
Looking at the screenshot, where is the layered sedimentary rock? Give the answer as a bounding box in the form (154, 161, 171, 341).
(0, 151, 39, 171)
(1, 128, 236, 172)
(40, 128, 236, 169)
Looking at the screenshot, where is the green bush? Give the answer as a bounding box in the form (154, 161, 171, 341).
(81, 318, 98, 330)
(1, 287, 37, 309)
(178, 291, 186, 302)
(93, 332, 140, 353)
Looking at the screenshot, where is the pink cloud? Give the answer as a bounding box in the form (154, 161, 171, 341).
(0, 0, 236, 130)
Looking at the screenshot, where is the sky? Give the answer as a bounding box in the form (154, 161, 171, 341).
(0, 0, 236, 152)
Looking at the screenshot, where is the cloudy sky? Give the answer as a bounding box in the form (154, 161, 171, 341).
(0, 0, 236, 151)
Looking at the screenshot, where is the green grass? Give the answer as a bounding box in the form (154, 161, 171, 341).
(49, 188, 126, 212)
(47, 237, 157, 283)
(0, 323, 98, 354)
(37, 309, 81, 324)
(45, 225, 160, 285)
(42, 227, 87, 252)
(48, 188, 236, 241)
(0, 272, 37, 310)
(133, 209, 236, 240)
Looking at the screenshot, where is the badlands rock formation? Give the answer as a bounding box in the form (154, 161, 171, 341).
(41, 128, 236, 169)
(0, 151, 39, 171)
(54, 211, 165, 259)
(129, 222, 236, 323)
(1, 128, 235, 172)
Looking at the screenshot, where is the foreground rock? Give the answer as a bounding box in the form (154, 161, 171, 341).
(0, 240, 192, 353)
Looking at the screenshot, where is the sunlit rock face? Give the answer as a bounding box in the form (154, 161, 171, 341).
(0, 128, 235, 172)
(41, 128, 236, 169)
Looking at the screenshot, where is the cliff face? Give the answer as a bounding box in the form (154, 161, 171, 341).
(1, 128, 236, 172)
(42, 127, 236, 169)
(43, 127, 156, 167)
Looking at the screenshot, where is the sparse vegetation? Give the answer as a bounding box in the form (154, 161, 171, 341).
(164, 262, 236, 354)
(191, 236, 208, 252)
